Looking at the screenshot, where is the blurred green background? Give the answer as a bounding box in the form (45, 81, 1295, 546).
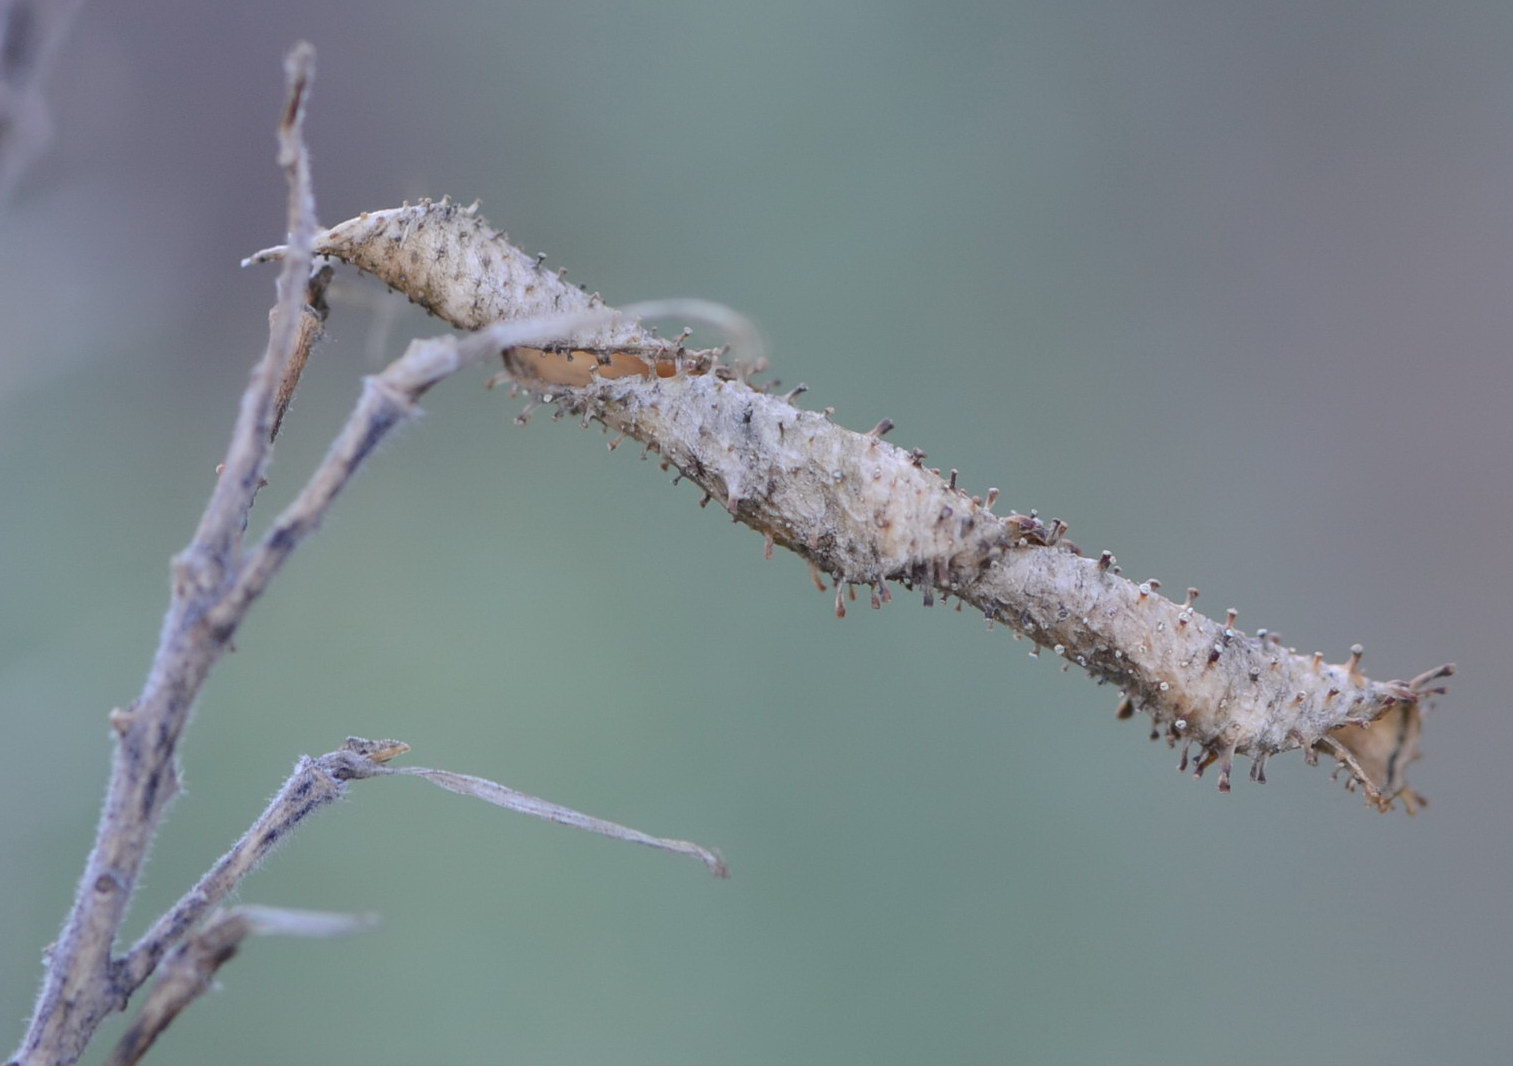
(3, 2, 1511, 1063)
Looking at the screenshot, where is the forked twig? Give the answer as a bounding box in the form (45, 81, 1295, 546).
(106, 906, 376, 1066)
(9, 45, 324, 1066)
(118, 737, 723, 1001)
(9, 46, 715, 1066)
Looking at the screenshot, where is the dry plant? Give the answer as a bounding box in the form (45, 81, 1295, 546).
(7, 43, 1453, 1066)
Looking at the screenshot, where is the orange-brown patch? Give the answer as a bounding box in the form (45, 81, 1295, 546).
(503, 347, 695, 387)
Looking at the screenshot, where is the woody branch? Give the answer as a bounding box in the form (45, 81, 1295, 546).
(6, 46, 325, 1066)
(10, 46, 720, 1066)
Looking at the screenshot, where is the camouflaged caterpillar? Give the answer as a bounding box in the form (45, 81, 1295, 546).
(247, 198, 1453, 811)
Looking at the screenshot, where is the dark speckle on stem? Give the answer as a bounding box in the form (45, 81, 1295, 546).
(350, 408, 401, 470)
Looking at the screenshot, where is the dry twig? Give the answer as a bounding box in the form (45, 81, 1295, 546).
(7, 45, 326, 1066)
(9, 46, 719, 1066)
(117, 736, 722, 1003)
(105, 905, 376, 1066)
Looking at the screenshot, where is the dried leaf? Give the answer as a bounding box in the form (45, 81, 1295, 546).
(399, 766, 728, 877)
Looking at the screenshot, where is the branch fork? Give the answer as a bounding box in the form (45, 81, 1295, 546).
(10, 46, 720, 1066)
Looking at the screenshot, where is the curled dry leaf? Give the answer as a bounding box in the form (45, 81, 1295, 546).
(245, 199, 1453, 811)
(398, 765, 728, 877)
(232, 904, 379, 939)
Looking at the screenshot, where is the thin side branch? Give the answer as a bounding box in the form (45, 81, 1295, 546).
(105, 906, 376, 1066)
(117, 733, 722, 1004)
(116, 739, 397, 995)
(201, 310, 611, 638)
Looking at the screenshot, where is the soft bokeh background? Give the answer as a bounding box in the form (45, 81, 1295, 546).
(3, 2, 1510, 1063)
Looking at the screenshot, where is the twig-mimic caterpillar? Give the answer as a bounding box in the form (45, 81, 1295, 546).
(248, 198, 1452, 811)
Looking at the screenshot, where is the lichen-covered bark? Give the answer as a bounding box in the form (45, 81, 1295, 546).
(251, 199, 1453, 811)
